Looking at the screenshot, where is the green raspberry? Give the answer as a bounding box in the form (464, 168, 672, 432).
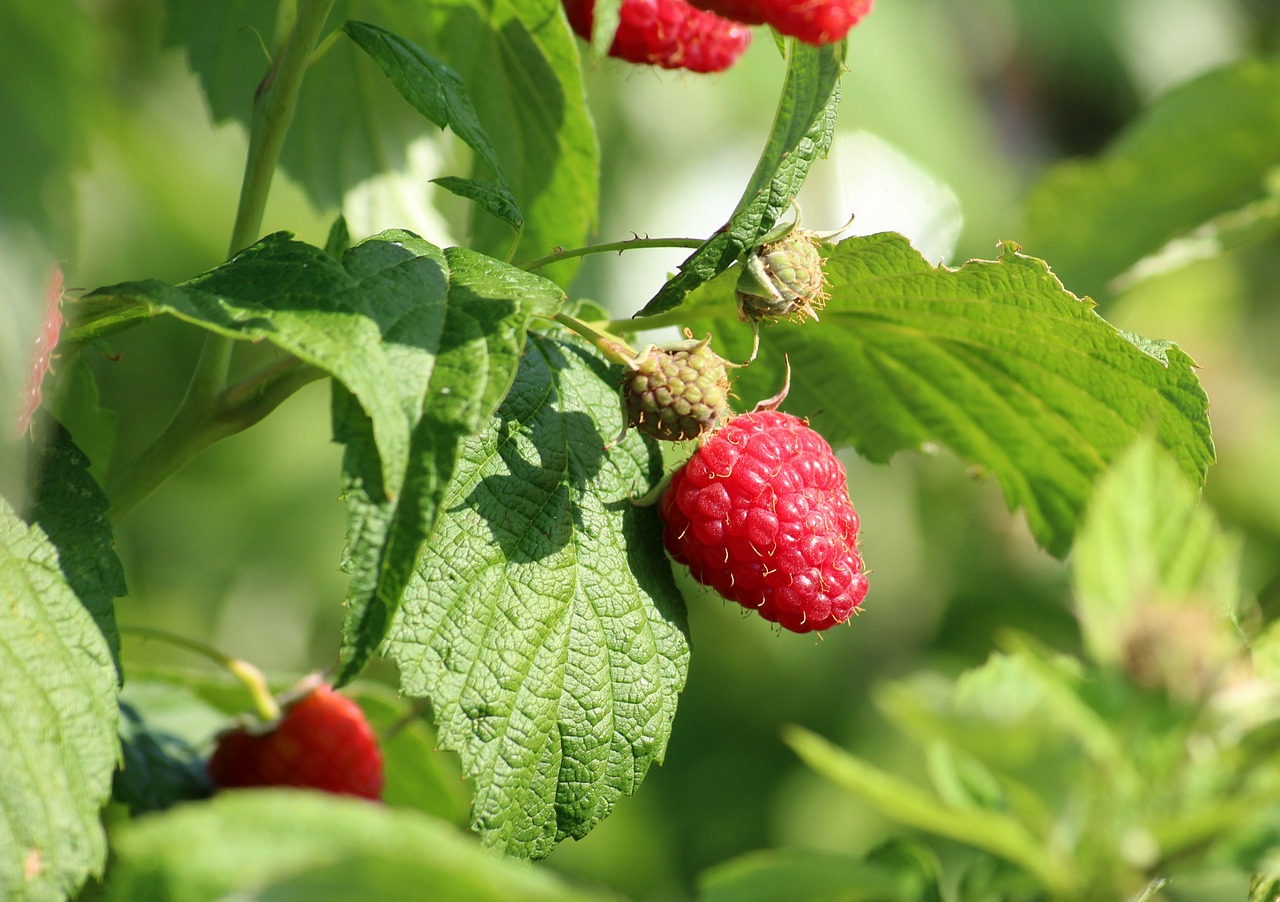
(622, 335, 731, 442)
(735, 228, 829, 324)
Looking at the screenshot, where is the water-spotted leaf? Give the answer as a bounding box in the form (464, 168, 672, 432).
(384, 334, 689, 859)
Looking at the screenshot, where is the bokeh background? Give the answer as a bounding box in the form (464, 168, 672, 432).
(3, 1, 1280, 899)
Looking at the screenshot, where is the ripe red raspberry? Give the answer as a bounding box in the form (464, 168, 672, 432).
(207, 685, 384, 800)
(687, 0, 872, 45)
(563, 0, 752, 73)
(660, 410, 867, 632)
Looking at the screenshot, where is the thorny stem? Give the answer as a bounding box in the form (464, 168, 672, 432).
(104, 0, 336, 522)
(522, 236, 706, 271)
(119, 625, 282, 722)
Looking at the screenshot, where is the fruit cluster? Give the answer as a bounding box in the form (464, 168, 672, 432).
(563, 0, 872, 72)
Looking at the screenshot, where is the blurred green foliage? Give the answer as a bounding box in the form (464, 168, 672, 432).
(4, 0, 1280, 899)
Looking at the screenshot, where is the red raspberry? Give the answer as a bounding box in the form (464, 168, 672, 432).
(660, 410, 867, 632)
(207, 685, 384, 800)
(563, 0, 752, 73)
(687, 0, 872, 45)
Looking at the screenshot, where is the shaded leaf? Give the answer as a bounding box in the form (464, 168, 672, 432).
(638, 39, 844, 316)
(104, 791, 613, 901)
(1023, 60, 1280, 298)
(26, 414, 124, 671)
(384, 334, 690, 858)
(680, 233, 1214, 556)
(333, 237, 564, 684)
(115, 690, 217, 818)
(0, 497, 118, 901)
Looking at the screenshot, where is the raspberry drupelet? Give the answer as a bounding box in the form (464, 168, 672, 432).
(660, 410, 867, 632)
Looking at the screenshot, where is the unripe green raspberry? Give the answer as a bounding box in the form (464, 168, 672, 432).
(622, 335, 731, 442)
(735, 228, 829, 323)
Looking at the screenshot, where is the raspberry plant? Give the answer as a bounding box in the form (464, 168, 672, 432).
(6, 1, 1280, 900)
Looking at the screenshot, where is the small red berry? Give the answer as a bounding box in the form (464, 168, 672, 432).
(207, 685, 384, 800)
(563, 0, 752, 73)
(660, 410, 867, 632)
(687, 0, 872, 45)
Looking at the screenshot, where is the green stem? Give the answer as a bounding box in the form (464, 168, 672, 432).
(120, 625, 281, 721)
(523, 236, 705, 271)
(106, 358, 326, 521)
(550, 312, 637, 364)
(105, 0, 336, 522)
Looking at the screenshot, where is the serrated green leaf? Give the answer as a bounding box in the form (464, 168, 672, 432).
(165, 0, 596, 283)
(26, 415, 124, 672)
(384, 334, 690, 859)
(1072, 437, 1243, 670)
(638, 39, 844, 316)
(432, 176, 524, 231)
(104, 791, 613, 901)
(783, 725, 1071, 895)
(680, 233, 1215, 557)
(0, 496, 119, 902)
(1023, 60, 1280, 298)
(697, 846, 941, 902)
(333, 237, 564, 684)
(44, 354, 118, 485)
(343, 21, 523, 232)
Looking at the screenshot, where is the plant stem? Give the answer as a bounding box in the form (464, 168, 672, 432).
(106, 358, 325, 522)
(523, 236, 706, 271)
(105, 0, 336, 522)
(550, 312, 637, 364)
(120, 625, 281, 721)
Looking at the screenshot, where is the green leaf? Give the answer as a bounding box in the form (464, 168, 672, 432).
(104, 791, 613, 901)
(680, 233, 1215, 557)
(0, 496, 119, 902)
(333, 236, 564, 684)
(1072, 437, 1243, 670)
(432, 176, 524, 231)
(165, 0, 596, 283)
(0, 0, 102, 239)
(698, 846, 942, 902)
(384, 334, 690, 859)
(25, 415, 125, 672)
(342, 21, 523, 231)
(111, 680, 228, 817)
(638, 39, 844, 316)
(1023, 60, 1280, 298)
(783, 725, 1071, 895)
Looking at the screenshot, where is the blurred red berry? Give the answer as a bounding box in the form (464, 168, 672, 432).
(207, 685, 384, 801)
